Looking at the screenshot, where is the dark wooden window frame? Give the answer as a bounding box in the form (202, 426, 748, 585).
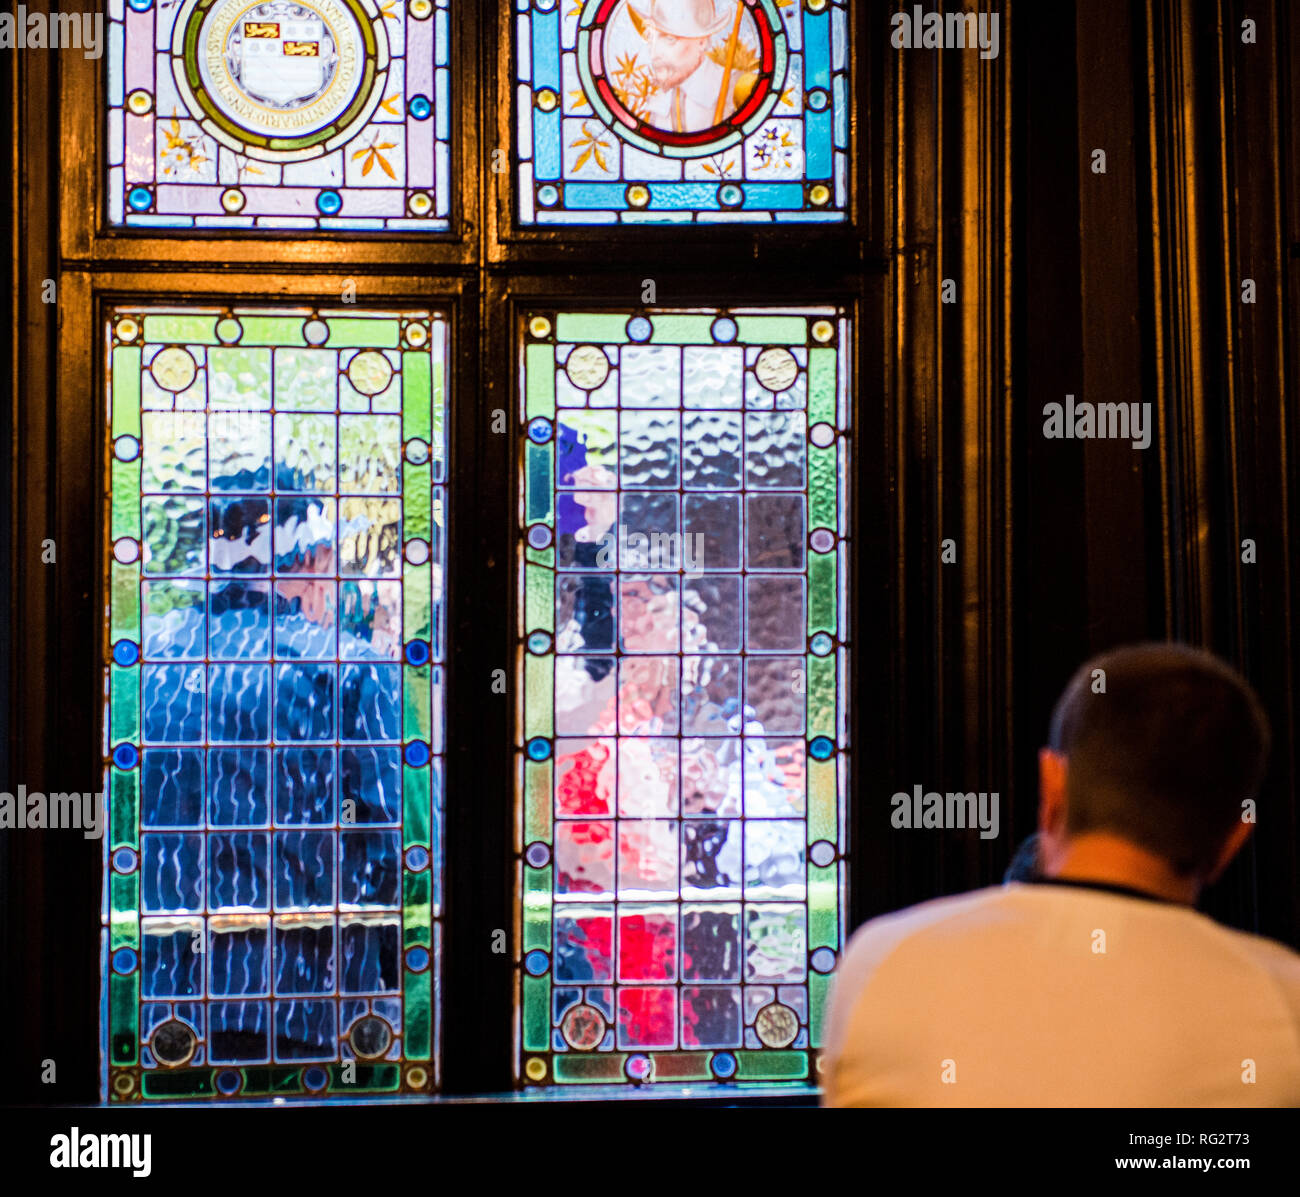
(5, 0, 914, 1104)
(8, 0, 1297, 1108)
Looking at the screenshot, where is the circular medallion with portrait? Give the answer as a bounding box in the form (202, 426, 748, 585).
(576, 0, 788, 157)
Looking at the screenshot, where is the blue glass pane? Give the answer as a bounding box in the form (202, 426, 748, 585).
(208, 749, 270, 827)
(141, 749, 203, 827)
(274, 832, 337, 910)
(275, 748, 337, 826)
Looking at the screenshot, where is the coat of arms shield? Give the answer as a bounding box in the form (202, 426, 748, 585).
(226, 3, 338, 110)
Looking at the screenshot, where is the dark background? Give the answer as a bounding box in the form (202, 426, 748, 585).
(2, 0, 1298, 1104)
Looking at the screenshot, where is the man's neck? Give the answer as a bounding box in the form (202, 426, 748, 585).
(1041, 833, 1203, 905)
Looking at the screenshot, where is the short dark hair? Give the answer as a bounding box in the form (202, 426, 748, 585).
(1047, 643, 1271, 876)
(1003, 832, 1041, 883)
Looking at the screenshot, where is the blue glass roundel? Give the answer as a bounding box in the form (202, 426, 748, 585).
(711, 1051, 737, 1079)
(537, 184, 560, 206)
(524, 949, 549, 976)
(718, 184, 743, 208)
(408, 95, 432, 120)
(809, 632, 834, 657)
(405, 639, 431, 666)
(406, 946, 430, 972)
(112, 948, 138, 975)
(809, 839, 837, 868)
(811, 947, 837, 974)
(128, 187, 152, 212)
(112, 847, 139, 874)
(112, 743, 139, 770)
(710, 316, 738, 343)
(526, 737, 552, 761)
(112, 640, 140, 667)
(626, 316, 652, 343)
(216, 1070, 242, 1095)
(302, 1067, 329, 1092)
(527, 417, 553, 443)
(809, 736, 835, 761)
(405, 845, 430, 871)
(527, 631, 553, 654)
(127, 0, 153, 11)
(404, 741, 431, 768)
(114, 435, 141, 461)
(316, 190, 343, 216)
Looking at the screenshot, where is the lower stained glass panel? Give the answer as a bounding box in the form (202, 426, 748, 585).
(516, 306, 849, 1086)
(102, 304, 446, 1101)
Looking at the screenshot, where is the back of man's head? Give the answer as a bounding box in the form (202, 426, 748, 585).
(1047, 643, 1271, 877)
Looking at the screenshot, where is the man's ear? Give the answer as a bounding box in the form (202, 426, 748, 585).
(1205, 816, 1254, 884)
(1038, 747, 1068, 836)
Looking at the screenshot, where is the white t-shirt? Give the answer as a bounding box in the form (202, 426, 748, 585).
(822, 881, 1300, 1107)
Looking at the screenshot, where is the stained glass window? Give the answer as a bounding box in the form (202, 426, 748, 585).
(517, 307, 849, 1085)
(515, 0, 848, 225)
(103, 305, 446, 1101)
(107, 0, 451, 230)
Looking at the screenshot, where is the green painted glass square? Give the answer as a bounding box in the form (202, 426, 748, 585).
(404, 463, 432, 540)
(522, 974, 550, 1052)
(524, 656, 554, 739)
(809, 445, 837, 529)
(809, 554, 836, 635)
(809, 348, 838, 423)
(404, 664, 431, 743)
(404, 563, 432, 644)
(110, 565, 139, 642)
(326, 317, 399, 349)
(110, 768, 138, 850)
(526, 345, 556, 419)
(142, 314, 218, 345)
(554, 314, 629, 344)
(110, 666, 139, 745)
(236, 315, 309, 346)
(404, 971, 432, 1061)
(526, 444, 554, 524)
(403, 765, 430, 848)
(524, 759, 553, 844)
(403, 351, 432, 443)
(403, 869, 432, 949)
(111, 347, 141, 439)
(110, 974, 139, 1065)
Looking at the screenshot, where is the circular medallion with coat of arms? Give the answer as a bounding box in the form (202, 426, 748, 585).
(172, 0, 389, 161)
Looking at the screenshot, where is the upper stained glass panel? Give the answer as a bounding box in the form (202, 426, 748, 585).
(107, 0, 451, 230)
(515, 0, 849, 225)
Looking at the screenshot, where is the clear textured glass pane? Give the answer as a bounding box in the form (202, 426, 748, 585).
(104, 305, 447, 1101)
(517, 308, 849, 1086)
